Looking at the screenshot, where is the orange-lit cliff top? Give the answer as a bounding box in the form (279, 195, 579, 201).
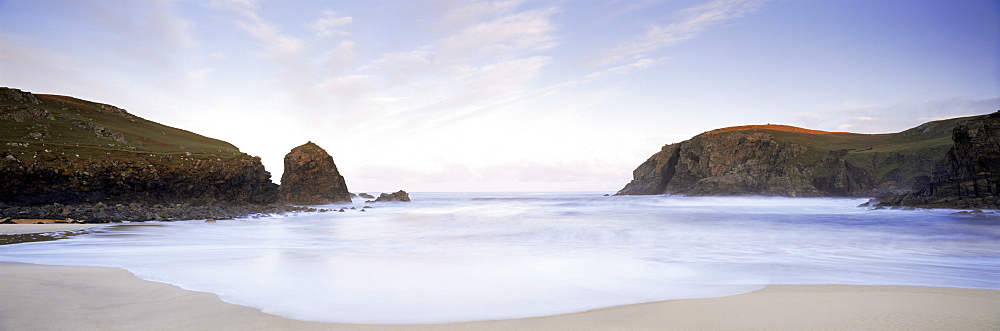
(705, 124, 850, 135)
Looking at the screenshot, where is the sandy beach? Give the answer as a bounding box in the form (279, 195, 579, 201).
(0, 223, 105, 234)
(0, 262, 996, 330)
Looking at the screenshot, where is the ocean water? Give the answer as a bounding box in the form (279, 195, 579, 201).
(1, 192, 998, 323)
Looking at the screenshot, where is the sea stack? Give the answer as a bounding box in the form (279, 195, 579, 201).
(279, 142, 351, 205)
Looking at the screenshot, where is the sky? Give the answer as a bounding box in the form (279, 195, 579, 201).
(1, 0, 997, 192)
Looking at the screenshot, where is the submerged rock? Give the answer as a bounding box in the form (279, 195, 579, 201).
(279, 142, 351, 205)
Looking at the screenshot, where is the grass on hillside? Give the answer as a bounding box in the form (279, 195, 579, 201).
(701, 116, 975, 182)
(1, 94, 246, 165)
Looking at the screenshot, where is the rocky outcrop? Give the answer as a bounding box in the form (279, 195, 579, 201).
(618, 116, 973, 198)
(0, 202, 310, 223)
(279, 142, 351, 205)
(885, 111, 1000, 208)
(373, 190, 410, 202)
(1, 87, 281, 211)
(619, 131, 824, 196)
(0, 152, 279, 205)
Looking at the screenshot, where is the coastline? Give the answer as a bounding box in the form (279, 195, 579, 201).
(1, 262, 996, 330)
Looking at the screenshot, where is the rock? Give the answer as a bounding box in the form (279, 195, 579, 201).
(279, 142, 351, 205)
(358, 193, 375, 199)
(0, 87, 43, 105)
(889, 111, 1000, 209)
(374, 190, 410, 202)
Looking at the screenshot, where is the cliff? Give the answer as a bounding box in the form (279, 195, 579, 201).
(0, 87, 280, 209)
(617, 115, 979, 198)
(885, 111, 1000, 209)
(279, 142, 351, 204)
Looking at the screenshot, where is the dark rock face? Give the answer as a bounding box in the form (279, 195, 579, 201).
(374, 190, 410, 202)
(279, 142, 351, 204)
(618, 131, 823, 196)
(0, 202, 309, 223)
(889, 111, 1000, 209)
(617, 118, 968, 198)
(0, 153, 279, 205)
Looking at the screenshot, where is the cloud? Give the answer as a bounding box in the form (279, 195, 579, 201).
(602, 0, 765, 65)
(324, 40, 359, 73)
(796, 97, 1000, 133)
(232, 10, 304, 59)
(437, 6, 557, 59)
(312, 9, 353, 37)
(361, 49, 435, 84)
(349, 157, 632, 192)
(0, 36, 94, 92)
(186, 68, 215, 81)
(424, 0, 527, 30)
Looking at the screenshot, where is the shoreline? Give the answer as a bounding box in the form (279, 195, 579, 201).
(0, 222, 106, 234)
(1, 262, 997, 330)
(0, 223, 108, 245)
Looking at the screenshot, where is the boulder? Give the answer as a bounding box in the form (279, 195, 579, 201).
(374, 190, 410, 202)
(279, 142, 351, 205)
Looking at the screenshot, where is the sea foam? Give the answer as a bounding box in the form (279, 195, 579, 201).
(1, 193, 997, 323)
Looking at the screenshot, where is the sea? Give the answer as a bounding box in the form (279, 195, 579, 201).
(1, 192, 998, 323)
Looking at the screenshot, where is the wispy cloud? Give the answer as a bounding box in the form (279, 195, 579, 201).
(602, 0, 765, 66)
(797, 97, 1000, 133)
(437, 6, 557, 60)
(218, 0, 304, 60)
(312, 9, 353, 38)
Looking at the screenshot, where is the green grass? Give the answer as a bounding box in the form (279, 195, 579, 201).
(1, 93, 246, 166)
(704, 115, 977, 184)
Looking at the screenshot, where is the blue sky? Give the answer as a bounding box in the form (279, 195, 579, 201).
(1, 0, 997, 192)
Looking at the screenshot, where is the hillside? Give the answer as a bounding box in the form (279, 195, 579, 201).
(0, 87, 279, 213)
(616, 115, 978, 199)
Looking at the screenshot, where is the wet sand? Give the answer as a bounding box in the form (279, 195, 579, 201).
(0, 223, 105, 234)
(1, 262, 997, 330)
(0, 223, 108, 245)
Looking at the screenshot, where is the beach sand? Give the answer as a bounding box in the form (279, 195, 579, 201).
(0, 223, 105, 234)
(1, 262, 997, 330)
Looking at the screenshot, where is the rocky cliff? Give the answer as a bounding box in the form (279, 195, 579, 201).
(884, 111, 1000, 208)
(279, 142, 351, 204)
(0, 87, 280, 216)
(617, 115, 977, 198)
